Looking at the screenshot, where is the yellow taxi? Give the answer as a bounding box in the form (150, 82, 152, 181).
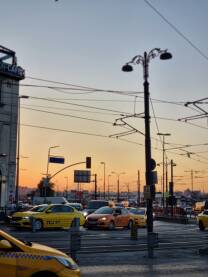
(197, 210, 208, 230)
(0, 229, 80, 277)
(128, 207, 147, 227)
(11, 204, 85, 231)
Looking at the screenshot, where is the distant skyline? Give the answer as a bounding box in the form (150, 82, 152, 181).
(1, 0, 207, 192)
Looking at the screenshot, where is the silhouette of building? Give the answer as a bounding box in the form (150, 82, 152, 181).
(0, 45, 25, 207)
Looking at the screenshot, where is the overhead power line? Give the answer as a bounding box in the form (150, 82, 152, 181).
(144, 0, 208, 62)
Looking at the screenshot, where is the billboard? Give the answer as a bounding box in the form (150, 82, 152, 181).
(74, 170, 91, 183)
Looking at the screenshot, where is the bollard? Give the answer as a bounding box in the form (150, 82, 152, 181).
(30, 216, 36, 233)
(130, 221, 138, 240)
(147, 232, 158, 258)
(70, 218, 81, 262)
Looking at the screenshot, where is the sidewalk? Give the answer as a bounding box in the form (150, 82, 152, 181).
(79, 248, 208, 276)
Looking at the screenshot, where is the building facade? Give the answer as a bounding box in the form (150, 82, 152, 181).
(0, 45, 25, 207)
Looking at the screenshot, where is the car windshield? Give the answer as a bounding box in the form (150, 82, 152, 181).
(87, 201, 108, 209)
(94, 207, 113, 214)
(130, 208, 145, 215)
(29, 205, 48, 212)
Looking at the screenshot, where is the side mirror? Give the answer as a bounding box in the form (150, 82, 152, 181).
(46, 210, 52, 214)
(0, 240, 12, 249)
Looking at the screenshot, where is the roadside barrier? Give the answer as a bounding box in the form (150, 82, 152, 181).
(130, 221, 138, 240)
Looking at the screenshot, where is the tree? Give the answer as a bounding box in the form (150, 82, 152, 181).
(37, 178, 55, 197)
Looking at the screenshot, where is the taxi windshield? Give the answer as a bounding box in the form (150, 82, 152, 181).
(130, 208, 145, 215)
(29, 205, 48, 212)
(94, 207, 113, 214)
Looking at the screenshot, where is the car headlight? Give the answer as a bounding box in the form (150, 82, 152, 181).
(22, 216, 30, 220)
(55, 256, 78, 270)
(83, 211, 88, 217)
(100, 217, 107, 221)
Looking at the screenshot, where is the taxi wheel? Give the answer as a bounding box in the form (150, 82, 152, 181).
(34, 220, 43, 231)
(108, 221, 115, 230)
(127, 220, 134, 229)
(199, 221, 205, 231)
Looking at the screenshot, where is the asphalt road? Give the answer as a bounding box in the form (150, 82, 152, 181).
(2, 220, 208, 276)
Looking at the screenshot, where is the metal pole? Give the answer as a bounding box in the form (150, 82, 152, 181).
(137, 170, 140, 206)
(143, 52, 154, 258)
(15, 97, 20, 209)
(95, 174, 97, 200)
(170, 159, 174, 216)
(162, 136, 165, 208)
(165, 155, 168, 208)
(103, 163, 106, 199)
(117, 175, 120, 203)
(191, 170, 193, 192)
(108, 174, 111, 200)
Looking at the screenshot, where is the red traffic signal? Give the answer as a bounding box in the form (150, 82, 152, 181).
(86, 157, 91, 169)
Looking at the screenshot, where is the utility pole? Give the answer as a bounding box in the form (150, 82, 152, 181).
(94, 174, 97, 200)
(137, 170, 140, 206)
(170, 159, 176, 216)
(157, 133, 171, 208)
(184, 169, 200, 192)
(165, 155, 168, 207)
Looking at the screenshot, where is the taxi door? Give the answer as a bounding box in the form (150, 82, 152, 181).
(61, 205, 76, 228)
(121, 208, 131, 227)
(114, 208, 123, 227)
(44, 205, 63, 228)
(0, 238, 16, 277)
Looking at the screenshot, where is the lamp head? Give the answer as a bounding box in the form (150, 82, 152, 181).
(122, 64, 133, 72)
(160, 51, 172, 60)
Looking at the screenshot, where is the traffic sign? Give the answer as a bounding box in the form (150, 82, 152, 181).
(49, 156, 65, 164)
(74, 170, 91, 183)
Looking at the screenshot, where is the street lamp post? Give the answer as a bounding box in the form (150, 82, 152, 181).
(122, 48, 172, 258)
(65, 176, 69, 199)
(45, 145, 60, 197)
(157, 133, 171, 207)
(15, 95, 29, 209)
(111, 171, 125, 203)
(108, 174, 111, 200)
(100, 162, 106, 199)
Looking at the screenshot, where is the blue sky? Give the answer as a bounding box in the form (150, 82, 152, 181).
(0, 0, 207, 192)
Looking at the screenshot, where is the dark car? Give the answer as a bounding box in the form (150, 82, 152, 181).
(83, 200, 111, 217)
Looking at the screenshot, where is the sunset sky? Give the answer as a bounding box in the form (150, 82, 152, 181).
(1, 0, 208, 193)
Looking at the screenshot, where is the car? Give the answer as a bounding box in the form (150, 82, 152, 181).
(197, 210, 208, 230)
(82, 200, 113, 217)
(184, 206, 193, 216)
(68, 203, 83, 211)
(85, 206, 134, 230)
(128, 207, 147, 227)
(0, 229, 80, 277)
(194, 201, 205, 214)
(10, 204, 85, 231)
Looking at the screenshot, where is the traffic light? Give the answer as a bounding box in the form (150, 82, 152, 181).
(86, 157, 91, 169)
